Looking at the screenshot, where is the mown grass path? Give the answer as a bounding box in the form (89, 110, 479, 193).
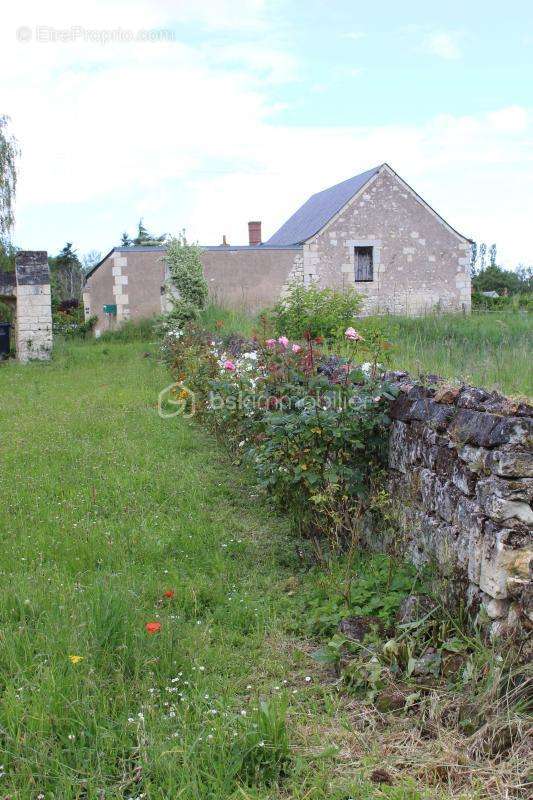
(0, 342, 315, 799)
(0, 341, 450, 799)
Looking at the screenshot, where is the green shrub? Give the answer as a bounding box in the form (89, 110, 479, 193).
(472, 290, 533, 311)
(164, 322, 395, 547)
(163, 232, 208, 328)
(271, 283, 362, 340)
(53, 305, 97, 338)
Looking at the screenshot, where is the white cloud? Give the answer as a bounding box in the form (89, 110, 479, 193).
(1, 2, 531, 267)
(423, 31, 462, 60)
(487, 106, 529, 132)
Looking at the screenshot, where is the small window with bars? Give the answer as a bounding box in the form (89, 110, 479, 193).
(354, 246, 374, 281)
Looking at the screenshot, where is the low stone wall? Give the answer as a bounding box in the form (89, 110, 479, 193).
(382, 372, 532, 637)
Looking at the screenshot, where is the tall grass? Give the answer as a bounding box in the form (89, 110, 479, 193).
(199, 303, 258, 337)
(96, 316, 159, 342)
(363, 311, 532, 397)
(203, 305, 531, 396)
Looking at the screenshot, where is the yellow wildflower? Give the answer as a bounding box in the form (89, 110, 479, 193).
(69, 655, 84, 665)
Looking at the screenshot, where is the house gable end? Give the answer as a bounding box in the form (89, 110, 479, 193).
(306, 164, 472, 245)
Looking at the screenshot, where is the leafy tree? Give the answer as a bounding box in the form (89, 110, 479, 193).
(0, 240, 17, 272)
(469, 242, 478, 277)
(81, 250, 102, 273)
(133, 218, 167, 247)
(515, 264, 533, 293)
(472, 264, 524, 295)
(478, 242, 487, 270)
(163, 232, 208, 327)
(489, 243, 497, 267)
(49, 242, 84, 302)
(119, 220, 166, 247)
(0, 115, 18, 245)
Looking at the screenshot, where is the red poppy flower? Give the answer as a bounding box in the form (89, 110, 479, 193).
(163, 590, 175, 599)
(145, 622, 162, 634)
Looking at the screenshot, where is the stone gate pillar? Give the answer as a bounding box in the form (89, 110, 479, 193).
(15, 251, 53, 362)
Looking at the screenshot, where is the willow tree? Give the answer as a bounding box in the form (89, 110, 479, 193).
(0, 116, 18, 243)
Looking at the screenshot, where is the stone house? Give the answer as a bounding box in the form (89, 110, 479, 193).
(84, 163, 472, 334)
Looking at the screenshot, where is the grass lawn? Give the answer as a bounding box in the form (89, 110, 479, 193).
(0, 340, 520, 798)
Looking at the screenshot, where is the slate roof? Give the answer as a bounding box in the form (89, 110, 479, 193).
(264, 165, 382, 246)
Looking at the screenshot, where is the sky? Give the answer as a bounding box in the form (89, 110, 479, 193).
(1, 0, 532, 266)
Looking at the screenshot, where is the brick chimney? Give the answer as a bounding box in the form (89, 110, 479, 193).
(248, 221, 262, 246)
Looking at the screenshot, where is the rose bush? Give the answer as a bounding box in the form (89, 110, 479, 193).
(162, 319, 397, 551)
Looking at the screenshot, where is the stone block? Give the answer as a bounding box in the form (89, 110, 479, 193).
(457, 443, 487, 466)
(479, 522, 533, 599)
(407, 385, 436, 400)
(485, 449, 533, 478)
(452, 460, 478, 495)
(449, 409, 499, 447)
(389, 421, 409, 472)
(419, 468, 436, 512)
(486, 416, 532, 447)
(434, 445, 457, 478)
(479, 495, 533, 526)
(434, 522, 464, 573)
(434, 478, 463, 523)
(425, 401, 456, 431)
(485, 598, 510, 619)
(454, 495, 484, 535)
(434, 385, 460, 404)
(478, 475, 533, 503)
(389, 395, 416, 421)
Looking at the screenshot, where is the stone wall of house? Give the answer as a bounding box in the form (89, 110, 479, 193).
(85, 246, 304, 333)
(380, 372, 532, 637)
(305, 166, 471, 314)
(15, 251, 53, 362)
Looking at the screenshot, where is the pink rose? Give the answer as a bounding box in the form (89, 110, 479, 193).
(278, 336, 289, 348)
(265, 339, 276, 349)
(224, 360, 236, 371)
(291, 344, 302, 354)
(345, 327, 364, 342)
